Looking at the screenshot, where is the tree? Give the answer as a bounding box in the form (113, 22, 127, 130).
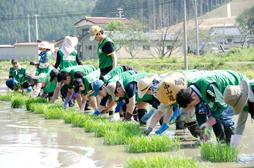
(153, 27, 182, 59)
(105, 19, 147, 58)
(236, 6, 254, 47)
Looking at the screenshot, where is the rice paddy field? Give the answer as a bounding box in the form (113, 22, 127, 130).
(0, 47, 253, 167)
(0, 93, 253, 168)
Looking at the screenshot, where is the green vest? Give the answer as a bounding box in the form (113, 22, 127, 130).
(63, 65, 96, 79)
(97, 37, 114, 69)
(192, 70, 245, 104)
(81, 70, 100, 95)
(9, 67, 26, 83)
(58, 50, 78, 70)
(181, 70, 206, 85)
(103, 66, 125, 83)
(120, 72, 153, 99)
(43, 74, 57, 93)
(136, 93, 154, 103)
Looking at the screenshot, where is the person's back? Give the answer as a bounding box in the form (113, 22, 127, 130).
(55, 36, 82, 70)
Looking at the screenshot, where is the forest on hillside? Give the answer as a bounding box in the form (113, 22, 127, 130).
(92, 0, 232, 30)
(0, 0, 96, 44)
(0, 0, 231, 44)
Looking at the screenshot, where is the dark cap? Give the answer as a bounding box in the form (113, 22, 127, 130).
(72, 78, 83, 93)
(50, 69, 59, 82)
(11, 59, 18, 64)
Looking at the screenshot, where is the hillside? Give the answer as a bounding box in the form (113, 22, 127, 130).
(0, 0, 96, 44)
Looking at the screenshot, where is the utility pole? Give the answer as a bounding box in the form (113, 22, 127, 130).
(27, 14, 31, 42)
(194, 0, 200, 56)
(34, 14, 39, 41)
(183, 0, 188, 70)
(117, 8, 124, 18)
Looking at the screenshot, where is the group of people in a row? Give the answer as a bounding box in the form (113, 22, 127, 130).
(6, 25, 254, 148)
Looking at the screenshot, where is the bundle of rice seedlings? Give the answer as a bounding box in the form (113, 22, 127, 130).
(83, 119, 104, 133)
(63, 110, 76, 124)
(25, 98, 47, 111)
(44, 107, 64, 119)
(126, 135, 180, 153)
(125, 156, 201, 168)
(0, 93, 14, 101)
(70, 113, 90, 127)
(94, 121, 116, 137)
(200, 142, 239, 162)
(11, 96, 27, 108)
(28, 103, 47, 114)
(103, 130, 130, 145)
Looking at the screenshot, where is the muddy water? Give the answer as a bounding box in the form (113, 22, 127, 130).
(0, 101, 253, 168)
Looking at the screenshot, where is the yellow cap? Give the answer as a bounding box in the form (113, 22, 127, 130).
(89, 25, 102, 40)
(155, 72, 187, 105)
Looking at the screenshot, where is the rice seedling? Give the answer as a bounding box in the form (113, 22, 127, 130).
(93, 121, 117, 137)
(70, 113, 90, 127)
(125, 156, 201, 168)
(126, 135, 180, 153)
(200, 142, 239, 162)
(103, 130, 130, 145)
(103, 122, 142, 145)
(0, 93, 14, 101)
(25, 98, 47, 111)
(83, 119, 105, 133)
(11, 96, 28, 108)
(63, 110, 77, 124)
(28, 103, 47, 114)
(44, 107, 64, 119)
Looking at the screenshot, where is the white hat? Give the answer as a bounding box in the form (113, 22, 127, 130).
(61, 36, 78, 55)
(39, 41, 51, 49)
(106, 81, 117, 99)
(137, 76, 154, 98)
(224, 80, 253, 114)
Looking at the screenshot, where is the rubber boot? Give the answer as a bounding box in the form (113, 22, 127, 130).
(144, 127, 153, 136)
(137, 109, 147, 126)
(155, 123, 169, 135)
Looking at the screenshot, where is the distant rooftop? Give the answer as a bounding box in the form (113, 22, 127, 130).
(74, 16, 129, 28)
(209, 26, 241, 36)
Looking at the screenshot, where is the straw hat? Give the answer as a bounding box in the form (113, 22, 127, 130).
(89, 25, 102, 41)
(155, 72, 187, 105)
(224, 80, 253, 114)
(106, 81, 117, 98)
(137, 76, 154, 98)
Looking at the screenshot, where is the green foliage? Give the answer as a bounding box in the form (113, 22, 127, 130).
(125, 156, 201, 168)
(236, 6, 254, 34)
(200, 143, 239, 162)
(126, 135, 180, 153)
(105, 21, 127, 31)
(0, 0, 96, 44)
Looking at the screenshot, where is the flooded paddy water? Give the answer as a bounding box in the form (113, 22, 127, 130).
(0, 101, 253, 168)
